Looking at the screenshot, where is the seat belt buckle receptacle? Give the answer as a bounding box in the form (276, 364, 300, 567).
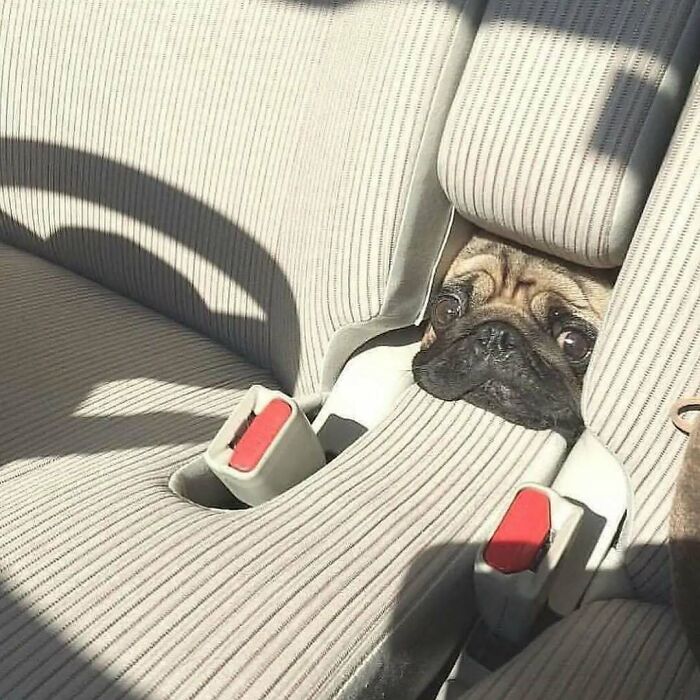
(474, 484, 583, 644)
(205, 385, 325, 506)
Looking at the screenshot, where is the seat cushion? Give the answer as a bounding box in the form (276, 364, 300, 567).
(0, 242, 279, 477)
(460, 600, 700, 700)
(0, 386, 565, 700)
(0, 250, 567, 699)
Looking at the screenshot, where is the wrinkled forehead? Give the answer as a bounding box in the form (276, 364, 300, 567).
(444, 238, 611, 324)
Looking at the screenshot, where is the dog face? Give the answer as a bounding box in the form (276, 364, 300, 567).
(412, 232, 614, 442)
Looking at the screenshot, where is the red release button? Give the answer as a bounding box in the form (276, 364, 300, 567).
(229, 399, 292, 472)
(484, 488, 551, 574)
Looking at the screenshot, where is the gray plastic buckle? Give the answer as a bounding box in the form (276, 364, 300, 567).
(474, 484, 583, 645)
(205, 385, 325, 506)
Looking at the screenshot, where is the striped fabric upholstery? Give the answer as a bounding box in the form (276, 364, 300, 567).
(443, 63, 700, 700)
(461, 600, 700, 700)
(438, 0, 700, 267)
(582, 72, 700, 603)
(0, 244, 567, 699)
(0, 243, 279, 477)
(0, 0, 480, 395)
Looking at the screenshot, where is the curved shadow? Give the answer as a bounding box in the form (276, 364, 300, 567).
(0, 137, 300, 392)
(0, 226, 284, 464)
(0, 138, 303, 464)
(348, 540, 700, 700)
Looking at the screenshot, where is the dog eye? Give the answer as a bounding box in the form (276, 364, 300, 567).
(557, 328, 591, 362)
(432, 295, 462, 329)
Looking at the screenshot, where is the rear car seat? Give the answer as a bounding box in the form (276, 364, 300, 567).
(0, 2, 699, 700)
(453, 63, 700, 700)
(0, 2, 538, 698)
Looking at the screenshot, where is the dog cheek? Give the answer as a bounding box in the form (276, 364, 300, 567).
(421, 324, 437, 349)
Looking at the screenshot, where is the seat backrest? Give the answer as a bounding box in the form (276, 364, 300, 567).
(439, 0, 700, 268)
(582, 70, 700, 603)
(0, 0, 483, 395)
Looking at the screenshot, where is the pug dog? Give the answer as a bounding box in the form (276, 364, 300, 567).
(413, 232, 614, 442)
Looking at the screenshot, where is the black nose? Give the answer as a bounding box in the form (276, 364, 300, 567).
(473, 322, 517, 355)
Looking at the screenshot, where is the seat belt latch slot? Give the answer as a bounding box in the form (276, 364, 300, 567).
(475, 484, 583, 645)
(205, 386, 325, 506)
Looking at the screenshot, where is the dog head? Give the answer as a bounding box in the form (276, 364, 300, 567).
(412, 232, 614, 442)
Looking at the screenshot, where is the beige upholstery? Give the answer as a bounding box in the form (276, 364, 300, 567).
(2, 1, 700, 698)
(0, 2, 572, 697)
(460, 600, 700, 700)
(583, 69, 700, 603)
(0, 248, 566, 699)
(0, 243, 279, 478)
(438, 0, 700, 267)
(0, 0, 483, 395)
(445, 55, 700, 700)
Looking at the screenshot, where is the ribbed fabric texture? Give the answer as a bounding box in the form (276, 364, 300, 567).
(438, 0, 700, 267)
(461, 600, 700, 700)
(582, 74, 700, 603)
(0, 245, 565, 699)
(0, 0, 470, 395)
(0, 243, 279, 475)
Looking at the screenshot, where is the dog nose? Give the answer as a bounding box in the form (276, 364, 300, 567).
(473, 322, 516, 354)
